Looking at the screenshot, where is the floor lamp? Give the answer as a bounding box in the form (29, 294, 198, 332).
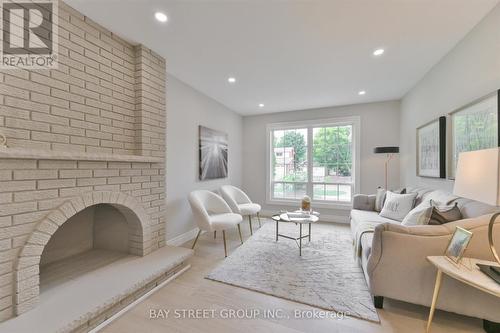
(374, 146, 399, 189)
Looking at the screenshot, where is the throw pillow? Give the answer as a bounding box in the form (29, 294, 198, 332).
(396, 188, 407, 194)
(401, 199, 433, 226)
(379, 191, 418, 222)
(374, 188, 406, 212)
(423, 201, 462, 225)
(374, 188, 386, 212)
(425, 190, 459, 206)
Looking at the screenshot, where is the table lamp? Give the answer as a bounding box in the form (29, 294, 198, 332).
(453, 148, 500, 278)
(374, 146, 399, 189)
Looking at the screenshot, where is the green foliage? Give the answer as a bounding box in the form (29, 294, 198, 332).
(454, 112, 497, 151)
(276, 131, 307, 168)
(452, 110, 497, 173)
(313, 126, 352, 176)
(282, 171, 307, 182)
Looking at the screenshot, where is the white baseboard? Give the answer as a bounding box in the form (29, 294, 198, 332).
(166, 211, 350, 247)
(166, 228, 201, 246)
(259, 210, 349, 224)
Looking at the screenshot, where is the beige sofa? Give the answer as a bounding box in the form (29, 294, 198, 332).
(351, 187, 500, 329)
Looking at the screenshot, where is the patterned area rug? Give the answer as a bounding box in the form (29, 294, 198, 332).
(206, 221, 379, 322)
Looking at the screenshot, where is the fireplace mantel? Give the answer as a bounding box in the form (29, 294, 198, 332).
(0, 148, 164, 163)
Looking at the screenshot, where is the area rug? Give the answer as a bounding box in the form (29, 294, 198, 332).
(206, 221, 379, 322)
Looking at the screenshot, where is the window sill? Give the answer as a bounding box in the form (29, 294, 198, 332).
(265, 199, 352, 211)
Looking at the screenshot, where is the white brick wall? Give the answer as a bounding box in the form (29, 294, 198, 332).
(0, 1, 167, 323)
(0, 159, 166, 318)
(0, 2, 166, 157)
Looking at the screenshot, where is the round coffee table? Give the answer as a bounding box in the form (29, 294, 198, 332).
(271, 212, 319, 256)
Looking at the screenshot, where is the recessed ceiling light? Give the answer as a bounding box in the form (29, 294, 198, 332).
(259, 103, 265, 108)
(227, 77, 236, 84)
(373, 48, 384, 56)
(358, 91, 366, 95)
(155, 12, 168, 23)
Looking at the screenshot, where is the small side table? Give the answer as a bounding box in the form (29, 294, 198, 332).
(426, 256, 500, 333)
(272, 212, 319, 256)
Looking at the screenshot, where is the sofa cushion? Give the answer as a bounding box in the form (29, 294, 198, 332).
(425, 190, 459, 205)
(351, 209, 399, 225)
(406, 187, 434, 206)
(425, 202, 462, 225)
(379, 192, 418, 222)
(350, 209, 398, 239)
(374, 188, 386, 212)
(352, 194, 376, 211)
(456, 198, 496, 219)
(401, 199, 433, 226)
(406, 187, 496, 219)
(407, 188, 458, 206)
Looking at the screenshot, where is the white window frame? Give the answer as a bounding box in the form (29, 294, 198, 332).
(266, 116, 361, 210)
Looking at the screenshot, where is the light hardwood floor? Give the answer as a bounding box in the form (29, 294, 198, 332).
(102, 221, 484, 333)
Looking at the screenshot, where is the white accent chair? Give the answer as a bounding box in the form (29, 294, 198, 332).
(220, 185, 262, 235)
(188, 190, 243, 257)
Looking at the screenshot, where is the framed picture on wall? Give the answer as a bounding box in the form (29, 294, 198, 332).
(199, 126, 228, 180)
(416, 116, 446, 178)
(448, 90, 499, 179)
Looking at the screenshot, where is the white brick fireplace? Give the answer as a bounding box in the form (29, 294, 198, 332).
(0, 2, 189, 330)
(5, 156, 166, 316)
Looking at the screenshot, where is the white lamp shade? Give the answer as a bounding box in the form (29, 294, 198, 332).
(453, 148, 500, 206)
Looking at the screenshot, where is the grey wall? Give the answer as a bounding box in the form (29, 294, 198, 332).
(166, 74, 243, 241)
(400, 4, 500, 191)
(242, 101, 400, 221)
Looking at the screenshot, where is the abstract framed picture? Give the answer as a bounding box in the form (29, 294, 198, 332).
(416, 116, 446, 178)
(448, 90, 499, 179)
(199, 126, 228, 180)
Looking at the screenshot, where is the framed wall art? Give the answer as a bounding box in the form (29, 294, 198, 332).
(199, 126, 228, 180)
(417, 116, 446, 178)
(448, 90, 499, 179)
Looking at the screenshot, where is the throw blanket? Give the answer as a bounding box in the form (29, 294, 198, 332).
(353, 222, 379, 260)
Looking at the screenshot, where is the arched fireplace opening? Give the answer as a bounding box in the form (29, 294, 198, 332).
(39, 204, 135, 292)
(15, 191, 152, 315)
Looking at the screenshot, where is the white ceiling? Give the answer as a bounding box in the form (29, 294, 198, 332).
(65, 0, 499, 116)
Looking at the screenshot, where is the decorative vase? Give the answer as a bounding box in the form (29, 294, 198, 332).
(301, 195, 311, 212)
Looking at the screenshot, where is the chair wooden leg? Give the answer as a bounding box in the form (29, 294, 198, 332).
(257, 212, 261, 227)
(191, 230, 202, 249)
(222, 230, 227, 257)
(237, 224, 243, 244)
(248, 215, 253, 235)
(214, 230, 216, 239)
